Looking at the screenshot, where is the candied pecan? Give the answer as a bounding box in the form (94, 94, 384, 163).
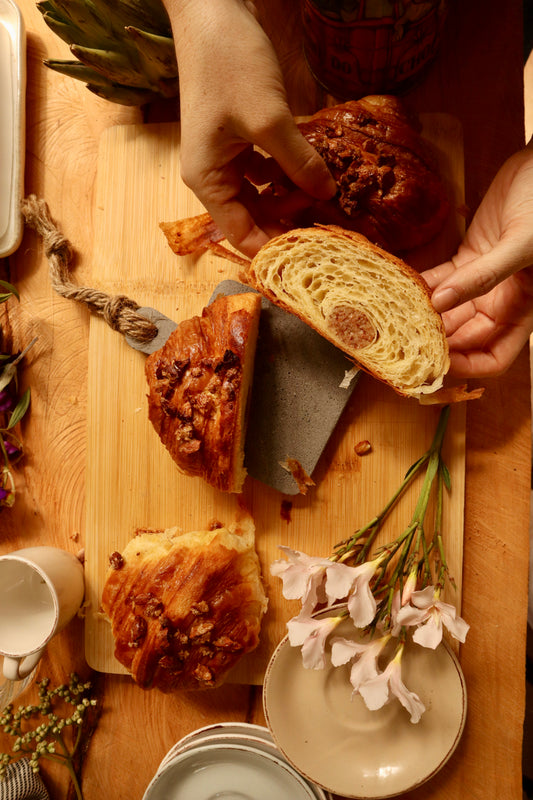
(193, 664, 214, 684)
(156, 358, 190, 383)
(191, 392, 215, 415)
(155, 627, 172, 652)
(109, 551, 124, 570)
(213, 635, 242, 651)
(129, 616, 147, 648)
(190, 620, 214, 640)
(145, 597, 164, 618)
(158, 655, 182, 673)
(191, 600, 210, 615)
(214, 349, 240, 373)
(354, 440, 372, 456)
(133, 592, 152, 606)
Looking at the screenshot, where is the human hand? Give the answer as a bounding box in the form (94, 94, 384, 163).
(421, 144, 533, 378)
(163, 0, 336, 257)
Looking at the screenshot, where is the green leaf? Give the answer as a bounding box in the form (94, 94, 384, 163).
(0, 280, 19, 301)
(440, 461, 451, 491)
(7, 389, 31, 429)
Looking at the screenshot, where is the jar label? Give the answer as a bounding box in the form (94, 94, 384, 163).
(303, 0, 448, 98)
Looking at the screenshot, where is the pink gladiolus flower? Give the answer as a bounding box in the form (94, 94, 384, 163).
(344, 558, 381, 627)
(271, 547, 381, 627)
(331, 634, 390, 691)
(401, 570, 418, 606)
(394, 585, 469, 649)
(358, 648, 426, 723)
(270, 547, 331, 613)
(287, 613, 344, 669)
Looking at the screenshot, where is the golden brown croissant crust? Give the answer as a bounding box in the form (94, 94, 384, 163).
(101, 517, 268, 691)
(296, 95, 450, 252)
(145, 293, 261, 492)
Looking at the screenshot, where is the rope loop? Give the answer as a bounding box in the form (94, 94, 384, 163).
(20, 195, 158, 344)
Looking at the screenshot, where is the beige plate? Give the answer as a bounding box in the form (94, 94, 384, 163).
(263, 613, 467, 799)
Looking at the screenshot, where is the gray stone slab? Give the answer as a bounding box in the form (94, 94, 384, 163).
(210, 280, 360, 495)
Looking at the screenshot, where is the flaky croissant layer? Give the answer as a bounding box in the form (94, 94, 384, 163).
(244, 226, 450, 398)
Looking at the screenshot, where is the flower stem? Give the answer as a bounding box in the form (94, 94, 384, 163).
(334, 405, 452, 604)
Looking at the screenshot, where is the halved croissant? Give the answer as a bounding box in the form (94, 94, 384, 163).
(244, 226, 450, 398)
(145, 292, 261, 492)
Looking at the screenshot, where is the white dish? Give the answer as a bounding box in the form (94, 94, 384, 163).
(143, 742, 327, 800)
(263, 612, 467, 799)
(0, 0, 25, 258)
(157, 722, 278, 771)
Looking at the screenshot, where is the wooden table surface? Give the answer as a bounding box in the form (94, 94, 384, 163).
(0, 1, 530, 799)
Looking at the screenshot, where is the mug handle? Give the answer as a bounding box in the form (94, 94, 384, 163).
(3, 650, 43, 681)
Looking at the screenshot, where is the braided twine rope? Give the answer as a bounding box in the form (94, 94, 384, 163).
(20, 195, 158, 344)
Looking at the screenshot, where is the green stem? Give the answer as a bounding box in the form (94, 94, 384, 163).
(42, 752, 84, 800)
(63, 758, 84, 800)
(333, 455, 430, 561)
(335, 406, 452, 611)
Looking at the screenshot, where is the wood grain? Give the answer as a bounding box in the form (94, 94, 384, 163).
(84, 115, 466, 685)
(0, 2, 529, 799)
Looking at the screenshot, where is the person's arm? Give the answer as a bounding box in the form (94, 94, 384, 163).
(162, 0, 336, 257)
(421, 142, 533, 378)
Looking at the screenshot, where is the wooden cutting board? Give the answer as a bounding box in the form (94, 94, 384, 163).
(84, 115, 466, 685)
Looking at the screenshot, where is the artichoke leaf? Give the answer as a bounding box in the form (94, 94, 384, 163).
(125, 27, 178, 80)
(43, 58, 122, 88)
(41, 0, 115, 44)
(70, 44, 154, 89)
(83, 0, 172, 39)
(41, 11, 116, 50)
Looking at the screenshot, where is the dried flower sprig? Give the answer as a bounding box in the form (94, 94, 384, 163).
(0, 279, 35, 509)
(0, 674, 97, 800)
(271, 405, 468, 723)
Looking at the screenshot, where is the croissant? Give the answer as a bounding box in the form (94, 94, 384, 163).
(101, 514, 268, 691)
(145, 292, 261, 492)
(244, 226, 450, 398)
(296, 95, 450, 252)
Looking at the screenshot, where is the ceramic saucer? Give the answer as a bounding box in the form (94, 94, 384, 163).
(263, 611, 467, 799)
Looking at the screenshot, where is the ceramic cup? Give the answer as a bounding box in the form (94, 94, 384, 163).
(0, 547, 85, 681)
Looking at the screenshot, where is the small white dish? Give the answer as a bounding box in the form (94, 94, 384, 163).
(0, 0, 25, 258)
(144, 742, 328, 800)
(263, 611, 467, 799)
(157, 722, 279, 772)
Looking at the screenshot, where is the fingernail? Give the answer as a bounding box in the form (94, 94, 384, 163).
(431, 286, 459, 312)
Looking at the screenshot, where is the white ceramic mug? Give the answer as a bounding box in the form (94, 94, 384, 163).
(0, 546, 85, 681)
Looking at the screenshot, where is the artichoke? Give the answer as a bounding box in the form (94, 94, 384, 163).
(37, 0, 179, 105)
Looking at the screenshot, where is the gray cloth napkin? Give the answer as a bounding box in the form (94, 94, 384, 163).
(0, 760, 49, 800)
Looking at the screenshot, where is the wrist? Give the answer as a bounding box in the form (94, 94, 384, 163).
(162, 0, 252, 38)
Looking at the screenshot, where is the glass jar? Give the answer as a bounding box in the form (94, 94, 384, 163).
(302, 0, 449, 99)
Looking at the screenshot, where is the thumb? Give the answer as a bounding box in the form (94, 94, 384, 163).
(258, 117, 337, 201)
(430, 238, 532, 312)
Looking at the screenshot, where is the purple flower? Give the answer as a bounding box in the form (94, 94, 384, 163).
(3, 440, 20, 458)
(0, 390, 13, 412)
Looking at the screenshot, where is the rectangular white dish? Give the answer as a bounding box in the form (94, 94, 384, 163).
(0, 0, 25, 258)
